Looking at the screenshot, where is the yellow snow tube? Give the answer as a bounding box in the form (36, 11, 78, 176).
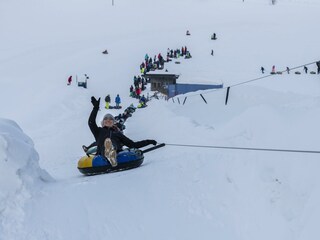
(77, 155, 94, 168)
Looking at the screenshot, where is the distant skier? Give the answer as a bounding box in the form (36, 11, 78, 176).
(304, 66, 308, 74)
(271, 65, 276, 74)
(261, 67, 265, 74)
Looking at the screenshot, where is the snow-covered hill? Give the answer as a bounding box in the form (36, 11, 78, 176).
(1, 0, 320, 239)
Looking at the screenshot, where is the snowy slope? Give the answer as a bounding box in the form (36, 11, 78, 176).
(1, 0, 320, 239)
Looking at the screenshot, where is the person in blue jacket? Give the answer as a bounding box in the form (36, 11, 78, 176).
(139, 95, 147, 107)
(115, 94, 121, 108)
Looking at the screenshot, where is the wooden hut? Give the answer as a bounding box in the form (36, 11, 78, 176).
(143, 73, 179, 95)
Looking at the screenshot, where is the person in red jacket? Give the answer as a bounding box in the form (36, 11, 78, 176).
(67, 75, 72, 85)
(135, 87, 141, 98)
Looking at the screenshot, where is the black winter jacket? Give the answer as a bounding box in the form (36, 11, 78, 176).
(105, 95, 111, 102)
(88, 107, 153, 155)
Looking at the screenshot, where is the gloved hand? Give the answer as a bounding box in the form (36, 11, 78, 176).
(147, 140, 157, 145)
(91, 96, 100, 109)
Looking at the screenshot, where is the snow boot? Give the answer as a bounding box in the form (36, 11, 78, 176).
(82, 145, 88, 153)
(104, 138, 117, 167)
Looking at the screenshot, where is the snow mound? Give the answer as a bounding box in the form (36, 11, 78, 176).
(0, 118, 53, 238)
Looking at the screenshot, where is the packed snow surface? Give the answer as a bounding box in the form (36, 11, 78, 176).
(0, 0, 320, 239)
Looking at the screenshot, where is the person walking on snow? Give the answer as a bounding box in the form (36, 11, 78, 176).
(88, 96, 157, 167)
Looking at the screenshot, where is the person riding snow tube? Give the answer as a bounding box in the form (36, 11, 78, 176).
(78, 148, 144, 175)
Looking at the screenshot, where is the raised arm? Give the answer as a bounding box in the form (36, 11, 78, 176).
(88, 97, 100, 140)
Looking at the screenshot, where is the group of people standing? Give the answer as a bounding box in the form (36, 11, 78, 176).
(104, 94, 121, 109)
(130, 46, 192, 106)
(129, 52, 166, 106)
(261, 62, 320, 75)
(166, 46, 191, 59)
(130, 75, 148, 100)
(140, 53, 165, 74)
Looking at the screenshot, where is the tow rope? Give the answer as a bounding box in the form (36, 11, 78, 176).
(165, 143, 320, 154)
